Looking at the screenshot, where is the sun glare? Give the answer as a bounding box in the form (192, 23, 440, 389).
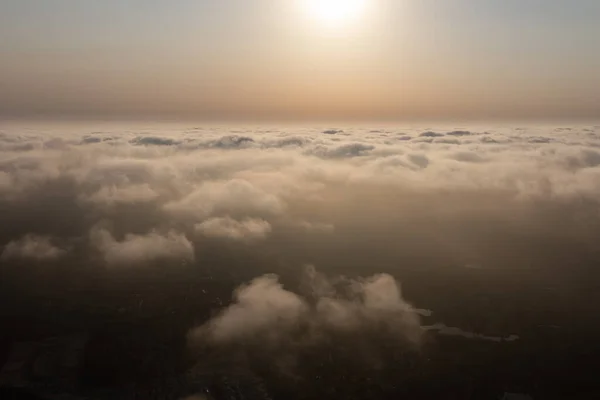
(306, 0, 368, 25)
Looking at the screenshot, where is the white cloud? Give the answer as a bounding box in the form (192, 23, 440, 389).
(198, 274, 308, 343)
(164, 179, 285, 221)
(91, 228, 194, 267)
(195, 216, 272, 240)
(190, 267, 424, 347)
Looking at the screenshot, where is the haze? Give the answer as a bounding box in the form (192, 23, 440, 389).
(1, 0, 599, 121)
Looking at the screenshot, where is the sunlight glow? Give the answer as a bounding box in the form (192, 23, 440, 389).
(305, 0, 368, 25)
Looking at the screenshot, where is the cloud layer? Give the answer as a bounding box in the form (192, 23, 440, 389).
(2, 122, 600, 358)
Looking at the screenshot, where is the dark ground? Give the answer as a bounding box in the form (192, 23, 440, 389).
(1, 252, 600, 400)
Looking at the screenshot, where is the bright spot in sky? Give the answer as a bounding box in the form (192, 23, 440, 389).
(305, 0, 368, 25)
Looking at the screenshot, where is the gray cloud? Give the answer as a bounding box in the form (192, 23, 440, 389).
(446, 130, 473, 136)
(451, 151, 488, 163)
(1, 234, 67, 261)
(420, 131, 444, 138)
(208, 135, 255, 149)
(310, 143, 375, 158)
(408, 154, 430, 168)
(433, 137, 461, 145)
(130, 136, 180, 146)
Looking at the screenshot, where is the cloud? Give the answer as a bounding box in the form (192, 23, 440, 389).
(565, 149, 600, 169)
(2, 123, 600, 381)
(451, 151, 488, 163)
(81, 136, 103, 144)
(434, 137, 461, 145)
(189, 267, 424, 348)
(424, 323, 520, 343)
(293, 220, 335, 233)
(262, 136, 308, 148)
(446, 130, 473, 136)
(527, 136, 552, 144)
(322, 129, 344, 135)
(480, 136, 500, 144)
(80, 183, 159, 206)
(130, 136, 180, 146)
(91, 228, 194, 266)
(195, 216, 272, 241)
(420, 131, 444, 137)
(408, 154, 430, 168)
(164, 179, 285, 221)
(0, 171, 12, 192)
(197, 274, 308, 343)
(1, 234, 67, 261)
(310, 143, 375, 158)
(208, 135, 255, 149)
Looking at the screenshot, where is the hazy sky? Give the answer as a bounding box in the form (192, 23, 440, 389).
(1, 0, 599, 121)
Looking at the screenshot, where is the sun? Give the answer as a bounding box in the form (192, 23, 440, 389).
(305, 0, 368, 25)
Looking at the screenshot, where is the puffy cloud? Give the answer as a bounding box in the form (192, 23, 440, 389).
(1, 234, 67, 261)
(91, 228, 194, 267)
(164, 179, 285, 221)
(190, 267, 424, 348)
(195, 217, 272, 241)
(195, 274, 308, 344)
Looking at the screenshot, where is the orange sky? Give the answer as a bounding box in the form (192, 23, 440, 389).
(1, 0, 599, 121)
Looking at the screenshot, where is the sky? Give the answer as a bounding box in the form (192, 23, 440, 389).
(0, 0, 599, 122)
